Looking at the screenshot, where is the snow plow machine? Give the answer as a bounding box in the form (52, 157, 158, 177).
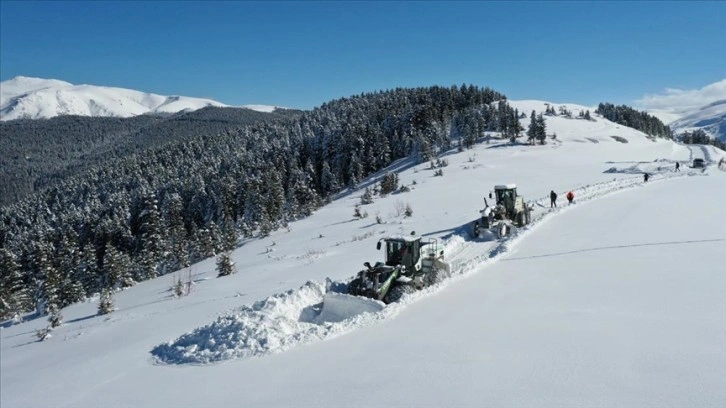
(472, 184, 532, 240)
(347, 234, 451, 304)
(319, 234, 451, 322)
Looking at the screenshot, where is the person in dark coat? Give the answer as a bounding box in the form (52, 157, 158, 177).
(644, 173, 649, 182)
(675, 162, 680, 171)
(550, 190, 557, 208)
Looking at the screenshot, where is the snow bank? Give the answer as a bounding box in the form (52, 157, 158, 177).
(151, 280, 390, 364)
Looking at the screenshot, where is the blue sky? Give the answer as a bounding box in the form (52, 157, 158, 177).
(1, 1, 724, 110)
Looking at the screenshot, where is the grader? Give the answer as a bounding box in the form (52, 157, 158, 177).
(472, 184, 532, 239)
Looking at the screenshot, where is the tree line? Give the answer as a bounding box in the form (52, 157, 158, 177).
(595, 102, 673, 139)
(677, 129, 726, 150)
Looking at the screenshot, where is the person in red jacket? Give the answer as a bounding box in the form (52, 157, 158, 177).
(566, 191, 574, 205)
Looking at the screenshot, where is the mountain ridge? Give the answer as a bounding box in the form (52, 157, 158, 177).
(0, 76, 282, 121)
(668, 99, 726, 141)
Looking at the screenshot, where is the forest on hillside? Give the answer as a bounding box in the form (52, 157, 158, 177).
(0, 107, 303, 205)
(595, 103, 673, 139)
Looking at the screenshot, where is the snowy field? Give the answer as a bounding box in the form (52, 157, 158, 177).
(2, 102, 725, 408)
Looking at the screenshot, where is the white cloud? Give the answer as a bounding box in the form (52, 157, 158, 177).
(635, 79, 726, 112)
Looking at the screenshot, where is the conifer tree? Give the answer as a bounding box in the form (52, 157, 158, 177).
(78, 243, 99, 295)
(216, 252, 236, 277)
(347, 153, 364, 186)
(380, 172, 399, 195)
(527, 111, 537, 145)
(193, 228, 215, 259)
(34, 241, 62, 316)
(372, 133, 391, 171)
(163, 193, 189, 273)
(98, 289, 115, 315)
(360, 187, 374, 205)
(0, 248, 31, 321)
(134, 193, 165, 280)
(220, 217, 238, 252)
(103, 243, 133, 289)
(536, 113, 547, 144)
(47, 303, 63, 328)
(58, 231, 86, 304)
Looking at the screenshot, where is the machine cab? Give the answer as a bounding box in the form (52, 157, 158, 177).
(492, 184, 517, 207)
(379, 237, 421, 269)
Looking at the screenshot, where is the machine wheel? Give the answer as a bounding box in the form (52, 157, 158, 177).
(383, 284, 416, 304)
(516, 211, 525, 227)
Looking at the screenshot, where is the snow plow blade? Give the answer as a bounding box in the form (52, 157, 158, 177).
(316, 292, 385, 323)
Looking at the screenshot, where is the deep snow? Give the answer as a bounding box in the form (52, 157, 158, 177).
(0, 76, 278, 120)
(2, 102, 725, 408)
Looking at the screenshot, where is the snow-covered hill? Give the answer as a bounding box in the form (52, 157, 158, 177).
(2, 101, 725, 408)
(668, 99, 726, 141)
(510, 100, 655, 143)
(0, 76, 280, 121)
(641, 79, 726, 141)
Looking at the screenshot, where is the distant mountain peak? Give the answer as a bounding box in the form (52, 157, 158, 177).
(0, 77, 230, 121)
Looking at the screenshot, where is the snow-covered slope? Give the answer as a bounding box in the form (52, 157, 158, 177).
(669, 99, 726, 141)
(2, 101, 725, 408)
(0, 76, 232, 120)
(240, 104, 283, 113)
(640, 79, 726, 141)
(510, 100, 655, 142)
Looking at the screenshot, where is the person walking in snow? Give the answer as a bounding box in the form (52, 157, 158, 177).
(644, 173, 649, 182)
(566, 191, 574, 205)
(675, 162, 680, 172)
(550, 190, 557, 208)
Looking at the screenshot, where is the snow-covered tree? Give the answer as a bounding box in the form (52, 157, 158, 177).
(0, 248, 31, 321)
(98, 289, 115, 315)
(360, 187, 374, 205)
(380, 172, 399, 195)
(216, 252, 236, 277)
(527, 111, 538, 144)
(47, 303, 63, 328)
(536, 114, 547, 144)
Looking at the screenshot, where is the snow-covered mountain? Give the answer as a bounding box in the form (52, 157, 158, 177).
(668, 99, 726, 141)
(0, 76, 281, 121)
(3, 101, 725, 408)
(640, 79, 726, 141)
